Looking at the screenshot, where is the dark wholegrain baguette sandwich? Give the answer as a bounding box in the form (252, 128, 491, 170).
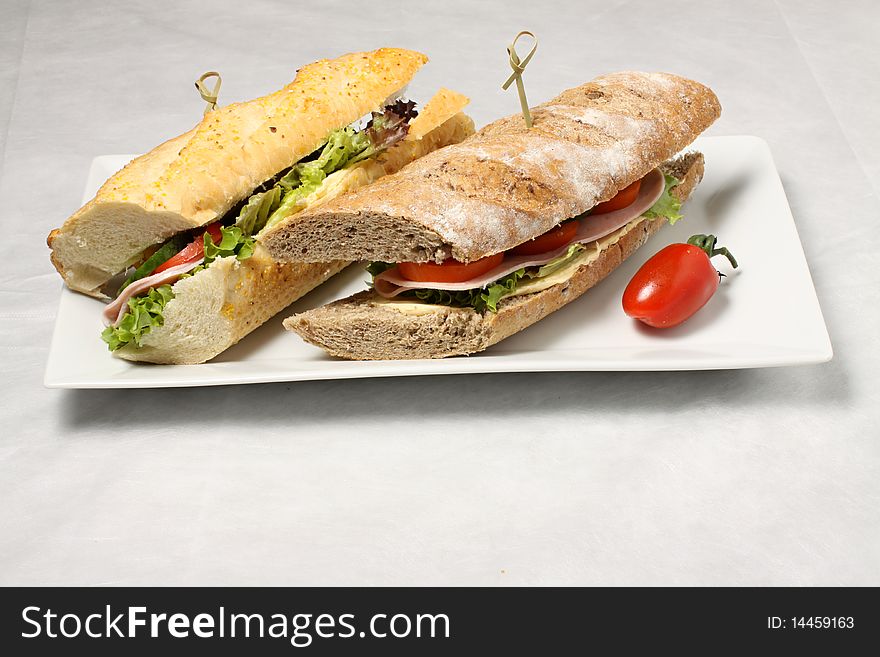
(47, 48, 474, 364)
(259, 71, 720, 360)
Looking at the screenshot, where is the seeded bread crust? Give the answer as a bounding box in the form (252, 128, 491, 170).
(48, 48, 428, 297)
(283, 153, 704, 360)
(262, 72, 719, 265)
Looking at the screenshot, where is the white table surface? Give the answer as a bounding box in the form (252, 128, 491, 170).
(1, 0, 878, 586)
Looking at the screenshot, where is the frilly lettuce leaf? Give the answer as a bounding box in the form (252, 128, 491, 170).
(203, 225, 255, 265)
(411, 287, 483, 310)
(530, 243, 587, 278)
(481, 268, 527, 312)
(354, 99, 418, 163)
(644, 173, 683, 224)
(236, 187, 282, 236)
(402, 268, 527, 314)
(184, 226, 255, 278)
(101, 284, 174, 351)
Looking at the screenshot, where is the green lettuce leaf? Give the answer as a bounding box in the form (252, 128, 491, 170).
(410, 287, 483, 310)
(236, 187, 282, 236)
(183, 225, 255, 278)
(405, 268, 527, 314)
(644, 173, 683, 223)
(481, 268, 527, 312)
(530, 243, 587, 278)
(101, 284, 174, 351)
(203, 225, 255, 265)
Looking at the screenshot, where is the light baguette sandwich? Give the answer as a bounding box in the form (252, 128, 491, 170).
(260, 71, 720, 360)
(47, 49, 474, 364)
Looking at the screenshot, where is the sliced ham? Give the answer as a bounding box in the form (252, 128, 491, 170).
(102, 259, 204, 327)
(373, 167, 665, 297)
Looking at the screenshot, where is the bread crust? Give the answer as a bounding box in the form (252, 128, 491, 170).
(284, 153, 704, 360)
(262, 72, 720, 265)
(49, 48, 428, 297)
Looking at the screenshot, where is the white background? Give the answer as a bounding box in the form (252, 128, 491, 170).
(1, 0, 878, 585)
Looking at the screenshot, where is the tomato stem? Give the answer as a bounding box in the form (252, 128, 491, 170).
(687, 234, 738, 268)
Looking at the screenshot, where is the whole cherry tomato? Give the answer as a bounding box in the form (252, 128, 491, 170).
(622, 234, 738, 328)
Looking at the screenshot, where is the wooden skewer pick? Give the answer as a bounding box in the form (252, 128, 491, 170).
(501, 31, 538, 128)
(195, 71, 222, 114)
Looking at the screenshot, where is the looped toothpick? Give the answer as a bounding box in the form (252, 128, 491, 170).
(195, 71, 222, 113)
(501, 31, 538, 128)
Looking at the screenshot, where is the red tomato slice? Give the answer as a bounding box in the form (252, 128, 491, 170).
(152, 223, 223, 274)
(398, 253, 505, 284)
(510, 220, 579, 256)
(592, 179, 641, 214)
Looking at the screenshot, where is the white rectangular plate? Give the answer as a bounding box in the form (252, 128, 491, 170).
(45, 136, 832, 388)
